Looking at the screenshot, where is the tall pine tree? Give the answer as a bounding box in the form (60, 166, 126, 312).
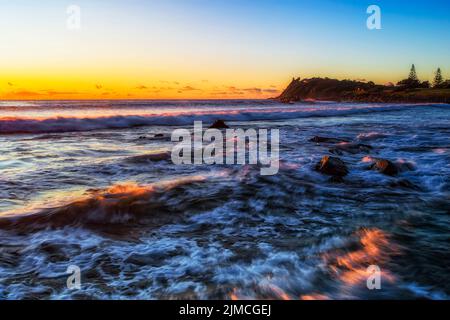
(433, 68, 443, 87)
(408, 64, 418, 81)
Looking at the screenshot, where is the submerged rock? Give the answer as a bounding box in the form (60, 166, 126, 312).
(209, 120, 229, 129)
(310, 136, 349, 143)
(328, 175, 345, 183)
(135, 134, 168, 142)
(396, 161, 416, 172)
(127, 152, 171, 163)
(315, 156, 349, 177)
(370, 159, 398, 176)
(389, 179, 420, 190)
(330, 143, 373, 155)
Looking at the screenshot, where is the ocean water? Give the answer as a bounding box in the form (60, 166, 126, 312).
(0, 100, 449, 299)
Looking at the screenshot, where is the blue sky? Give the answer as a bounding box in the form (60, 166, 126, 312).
(1, 0, 449, 98)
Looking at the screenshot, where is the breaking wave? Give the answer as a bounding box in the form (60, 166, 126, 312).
(0, 175, 222, 232)
(1, 103, 447, 134)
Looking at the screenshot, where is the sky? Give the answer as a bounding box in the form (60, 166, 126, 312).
(0, 0, 449, 100)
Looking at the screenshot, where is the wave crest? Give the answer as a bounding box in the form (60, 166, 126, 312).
(1, 103, 447, 134)
(0, 176, 209, 232)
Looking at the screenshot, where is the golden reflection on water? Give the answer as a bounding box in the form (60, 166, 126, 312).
(326, 228, 398, 288)
(229, 228, 400, 300)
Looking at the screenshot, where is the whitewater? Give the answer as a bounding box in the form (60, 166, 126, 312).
(0, 100, 449, 299)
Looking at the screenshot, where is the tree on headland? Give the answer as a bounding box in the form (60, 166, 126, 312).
(434, 68, 443, 87)
(408, 64, 418, 81)
(397, 64, 422, 88)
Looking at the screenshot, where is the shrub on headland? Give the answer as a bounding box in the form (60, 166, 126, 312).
(396, 64, 431, 89)
(434, 79, 450, 89)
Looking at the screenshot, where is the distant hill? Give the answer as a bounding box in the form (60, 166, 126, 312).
(276, 77, 450, 103)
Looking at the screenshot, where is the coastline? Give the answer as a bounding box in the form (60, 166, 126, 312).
(276, 77, 450, 104)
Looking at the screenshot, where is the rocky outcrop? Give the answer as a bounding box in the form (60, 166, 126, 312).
(315, 156, 349, 177)
(310, 136, 349, 143)
(276, 77, 450, 103)
(278, 77, 381, 103)
(309, 136, 372, 154)
(209, 120, 229, 129)
(370, 159, 398, 176)
(136, 134, 168, 141)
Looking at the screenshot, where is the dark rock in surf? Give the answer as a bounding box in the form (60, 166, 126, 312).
(136, 134, 167, 142)
(209, 120, 229, 129)
(127, 152, 171, 163)
(310, 136, 349, 144)
(370, 159, 398, 176)
(315, 156, 349, 177)
(329, 143, 373, 155)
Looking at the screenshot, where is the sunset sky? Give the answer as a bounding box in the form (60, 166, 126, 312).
(1, 0, 449, 100)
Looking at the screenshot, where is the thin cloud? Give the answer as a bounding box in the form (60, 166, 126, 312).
(263, 89, 279, 93)
(241, 87, 279, 94)
(7, 90, 43, 97)
(159, 81, 180, 85)
(181, 86, 199, 91)
(44, 90, 81, 96)
(215, 88, 244, 95)
(225, 86, 273, 94)
(243, 88, 263, 94)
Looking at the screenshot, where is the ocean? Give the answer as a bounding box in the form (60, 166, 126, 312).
(0, 100, 449, 299)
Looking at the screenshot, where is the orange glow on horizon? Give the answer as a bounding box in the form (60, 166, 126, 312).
(0, 74, 282, 100)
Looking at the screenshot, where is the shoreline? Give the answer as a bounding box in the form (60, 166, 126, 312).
(276, 77, 450, 104)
